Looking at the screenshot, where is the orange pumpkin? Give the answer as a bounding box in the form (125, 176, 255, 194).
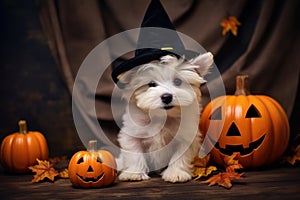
(0, 120, 49, 173)
(68, 140, 117, 188)
(200, 75, 290, 168)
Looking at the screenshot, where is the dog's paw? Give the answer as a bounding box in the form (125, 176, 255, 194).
(161, 167, 192, 183)
(118, 172, 150, 181)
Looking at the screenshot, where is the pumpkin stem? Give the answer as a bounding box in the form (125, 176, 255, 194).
(18, 120, 27, 134)
(234, 75, 250, 96)
(88, 140, 98, 152)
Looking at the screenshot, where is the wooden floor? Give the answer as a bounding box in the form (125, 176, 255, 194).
(1, 166, 300, 200)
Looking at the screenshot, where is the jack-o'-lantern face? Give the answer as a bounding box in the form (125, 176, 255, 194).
(200, 76, 289, 168)
(208, 104, 266, 157)
(75, 154, 105, 184)
(68, 149, 117, 188)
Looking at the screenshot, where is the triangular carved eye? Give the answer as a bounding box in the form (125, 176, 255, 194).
(96, 157, 103, 163)
(246, 104, 261, 118)
(226, 122, 241, 136)
(77, 157, 84, 164)
(209, 106, 222, 120)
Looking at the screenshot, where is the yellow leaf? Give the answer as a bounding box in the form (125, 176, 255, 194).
(193, 166, 217, 180)
(28, 159, 59, 183)
(193, 155, 217, 180)
(59, 169, 69, 178)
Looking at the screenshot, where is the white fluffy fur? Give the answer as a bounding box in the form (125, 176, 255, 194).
(116, 52, 213, 182)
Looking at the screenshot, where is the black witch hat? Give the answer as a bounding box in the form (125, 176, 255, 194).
(111, 0, 198, 87)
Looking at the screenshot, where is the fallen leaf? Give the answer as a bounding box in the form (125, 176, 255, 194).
(193, 166, 217, 180)
(28, 159, 59, 183)
(220, 16, 241, 36)
(194, 155, 210, 167)
(282, 144, 300, 165)
(49, 156, 69, 171)
(49, 156, 67, 165)
(59, 169, 69, 179)
(224, 153, 243, 173)
(202, 171, 244, 189)
(193, 155, 217, 180)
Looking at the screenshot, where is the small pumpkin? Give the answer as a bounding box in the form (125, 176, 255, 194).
(0, 120, 49, 173)
(200, 75, 290, 168)
(68, 140, 117, 188)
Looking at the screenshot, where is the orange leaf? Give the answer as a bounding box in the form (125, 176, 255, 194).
(220, 16, 241, 36)
(224, 153, 243, 173)
(193, 155, 210, 167)
(193, 155, 217, 180)
(28, 159, 59, 183)
(202, 171, 244, 189)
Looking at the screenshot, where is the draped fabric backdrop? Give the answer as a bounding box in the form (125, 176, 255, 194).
(36, 0, 300, 147)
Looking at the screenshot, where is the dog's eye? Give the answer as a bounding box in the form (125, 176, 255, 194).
(173, 78, 182, 86)
(148, 81, 157, 87)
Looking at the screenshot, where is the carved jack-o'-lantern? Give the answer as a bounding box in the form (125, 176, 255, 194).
(68, 140, 117, 188)
(200, 75, 290, 168)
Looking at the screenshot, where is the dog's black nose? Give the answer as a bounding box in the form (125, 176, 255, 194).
(161, 93, 173, 104)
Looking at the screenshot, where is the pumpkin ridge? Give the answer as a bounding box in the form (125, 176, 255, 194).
(23, 132, 31, 169)
(1, 136, 10, 170)
(260, 96, 289, 161)
(256, 96, 275, 164)
(33, 132, 49, 160)
(10, 135, 17, 171)
(17, 134, 29, 172)
(245, 96, 254, 164)
(267, 97, 290, 135)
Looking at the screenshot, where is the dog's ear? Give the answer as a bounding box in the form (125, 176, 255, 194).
(117, 69, 137, 86)
(190, 52, 214, 77)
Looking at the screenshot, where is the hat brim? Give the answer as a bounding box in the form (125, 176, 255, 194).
(111, 48, 199, 88)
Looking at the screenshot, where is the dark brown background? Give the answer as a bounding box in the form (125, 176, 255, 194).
(0, 0, 299, 158)
(0, 0, 82, 156)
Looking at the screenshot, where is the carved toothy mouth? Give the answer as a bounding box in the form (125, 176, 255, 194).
(76, 172, 104, 183)
(209, 134, 266, 156)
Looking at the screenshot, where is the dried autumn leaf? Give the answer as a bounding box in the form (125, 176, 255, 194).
(49, 156, 67, 165)
(28, 159, 59, 183)
(224, 153, 243, 173)
(193, 166, 217, 180)
(59, 169, 69, 179)
(194, 155, 210, 167)
(282, 144, 300, 165)
(193, 155, 217, 180)
(220, 16, 241, 36)
(202, 171, 244, 189)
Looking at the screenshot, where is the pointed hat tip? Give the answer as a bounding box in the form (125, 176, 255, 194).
(141, 0, 175, 30)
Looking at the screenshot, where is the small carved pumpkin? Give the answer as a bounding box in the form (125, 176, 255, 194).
(0, 120, 49, 173)
(68, 140, 117, 188)
(200, 75, 290, 168)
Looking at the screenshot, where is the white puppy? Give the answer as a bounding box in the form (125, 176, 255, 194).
(116, 52, 213, 183)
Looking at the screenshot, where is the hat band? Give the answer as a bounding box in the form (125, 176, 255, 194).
(161, 47, 173, 51)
